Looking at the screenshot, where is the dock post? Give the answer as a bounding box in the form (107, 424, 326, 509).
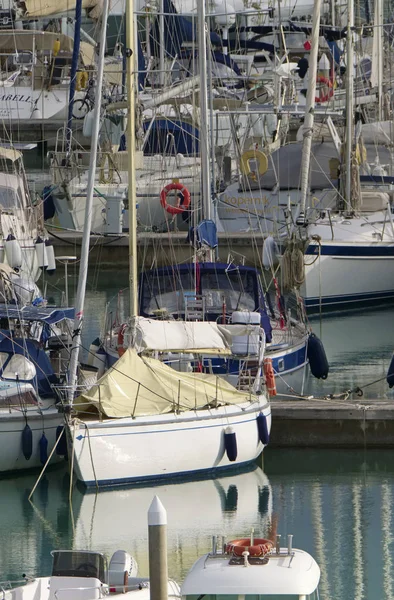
(148, 495, 168, 600)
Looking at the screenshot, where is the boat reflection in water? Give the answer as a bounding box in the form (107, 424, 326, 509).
(305, 306, 394, 399)
(0, 469, 72, 580)
(71, 465, 272, 578)
(265, 448, 394, 600)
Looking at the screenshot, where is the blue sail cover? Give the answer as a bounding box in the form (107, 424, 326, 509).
(0, 305, 74, 323)
(150, 0, 221, 59)
(0, 338, 59, 398)
(143, 119, 199, 155)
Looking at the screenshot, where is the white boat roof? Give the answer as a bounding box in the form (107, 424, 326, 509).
(181, 548, 320, 597)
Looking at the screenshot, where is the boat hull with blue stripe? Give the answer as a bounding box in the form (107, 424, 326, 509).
(302, 238, 394, 310)
(70, 398, 271, 487)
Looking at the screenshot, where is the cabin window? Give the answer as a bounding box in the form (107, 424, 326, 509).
(141, 271, 194, 315)
(201, 271, 256, 312)
(51, 551, 106, 582)
(0, 186, 20, 210)
(141, 269, 257, 316)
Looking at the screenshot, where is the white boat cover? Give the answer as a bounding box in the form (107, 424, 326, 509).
(132, 317, 232, 355)
(74, 348, 254, 418)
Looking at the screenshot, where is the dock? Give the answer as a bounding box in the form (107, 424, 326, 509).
(270, 397, 394, 448)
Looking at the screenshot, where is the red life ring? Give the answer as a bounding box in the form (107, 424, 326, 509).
(225, 538, 273, 557)
(264, 357, 277, 397)
(160, 182, 191, 216)
(117, 323, 127, 357)
(315, 75, 333, 103)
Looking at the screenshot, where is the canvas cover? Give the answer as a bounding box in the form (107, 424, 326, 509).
(74, 348, 253, 418)
(132, 317, 232, 355)
(21, 0, 103, 18)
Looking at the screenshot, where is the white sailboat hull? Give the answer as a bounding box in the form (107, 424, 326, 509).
(302, 240, 394, 310)
(70, 400, 271, 487)
(0, 87, 72, 121)
(0, 408, 63, 473)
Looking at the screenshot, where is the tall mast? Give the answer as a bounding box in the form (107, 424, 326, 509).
(67, 0, 109, 402)
(66, 0, 83, 155)
(197, 0, 214, 262)
(197, 0, 212, 224)
(126, 0, 138, 317)
(297, 0, 322, 224)
(344, 0, 354, 207)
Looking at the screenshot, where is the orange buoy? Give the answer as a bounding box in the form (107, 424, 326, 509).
(263, 357, 277, 396)
(225, 538, 273, 557)
(160, 182, 191, 216)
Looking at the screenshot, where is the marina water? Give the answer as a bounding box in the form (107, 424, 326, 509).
(1, 266, 393, 600)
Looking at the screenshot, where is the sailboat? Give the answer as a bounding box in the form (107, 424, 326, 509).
(64, 0, 271, 488)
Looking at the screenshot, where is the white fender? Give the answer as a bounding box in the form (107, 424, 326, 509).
(262, 236, 280, 270)
(83, 110, 95, 138)
(45, 239, 56, 274)
(35, 236, 48, 269)
(5, 234, 22, 269)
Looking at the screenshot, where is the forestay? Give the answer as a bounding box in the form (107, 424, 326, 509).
(74, 348, 255, 418)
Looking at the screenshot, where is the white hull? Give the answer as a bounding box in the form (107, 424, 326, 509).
(268, 338, 308, 396)
(302, 228, 394, 309)
(0, 408, 63, 473)
(0, 87, 71, 122)
(70, 400, 271, 486)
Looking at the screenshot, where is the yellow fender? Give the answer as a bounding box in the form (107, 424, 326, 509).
(240, 149, 268, 178)
(355, 142, 367, 165)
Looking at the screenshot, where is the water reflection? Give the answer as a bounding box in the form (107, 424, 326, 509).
(306, 306, 394, 399)
(265, 448, 394, 600)
(71, 466, 272, 579)
(2, 449, 394, 599)
(0, 468, 72, 580)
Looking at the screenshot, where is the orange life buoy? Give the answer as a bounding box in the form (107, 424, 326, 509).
(117, 323, 127, 357)
(225, 538, 273, 557)
(160, 182, 191, 216)
(264, 357, 277, 397)
(315, 75, 333, 103)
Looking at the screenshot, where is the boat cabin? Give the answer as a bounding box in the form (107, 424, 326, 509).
(181, 536, 320, 600)
(139, 263, 272, 342)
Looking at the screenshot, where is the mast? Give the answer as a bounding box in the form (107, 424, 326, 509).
(344, 0, 354, 207)
(197, 0, 214, 262)
(67, 0, 109, 402)
(371, 0, 383, 121)
(197, 0, 212, 224)
(126, 0, 138, 316)
(297, 0, 322, 225)
(66, 0, 83, 155)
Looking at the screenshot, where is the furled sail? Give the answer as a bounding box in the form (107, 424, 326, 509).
(75, 348, 254, 418)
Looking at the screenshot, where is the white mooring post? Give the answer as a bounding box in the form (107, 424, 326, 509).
(148, 496, 168, 600)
